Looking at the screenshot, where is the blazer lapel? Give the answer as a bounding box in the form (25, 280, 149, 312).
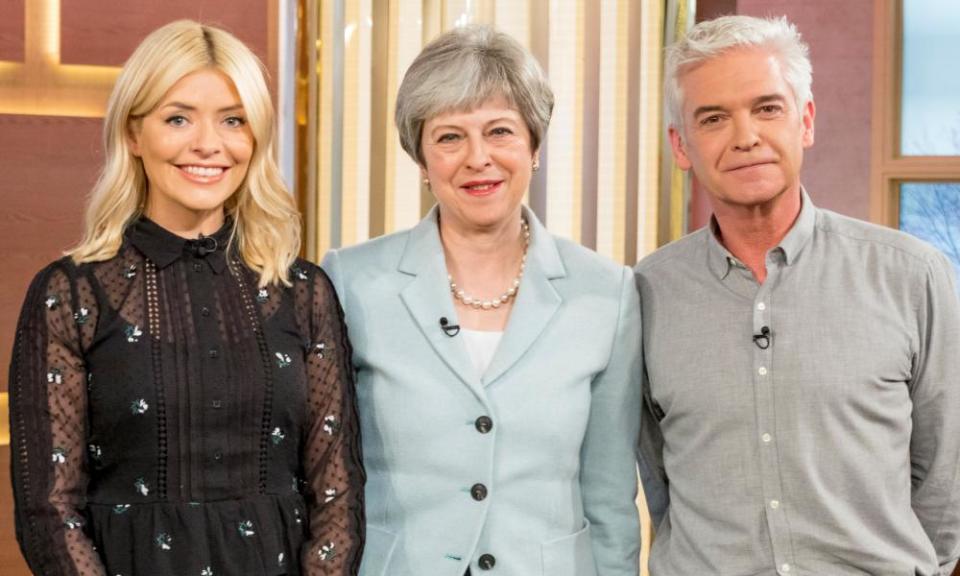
(398, 207, 485, 396)
(483, 207, 565, 386)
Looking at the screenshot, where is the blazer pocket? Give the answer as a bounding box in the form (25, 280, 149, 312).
(359, 525, 398, 576)
(541, 520, 599, 576)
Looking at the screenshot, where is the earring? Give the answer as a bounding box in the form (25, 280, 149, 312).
(422, 178, 431, 187)
(532, 160, 540, 172)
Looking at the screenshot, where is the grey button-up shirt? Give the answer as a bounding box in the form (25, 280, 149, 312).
(635, 191, 960, 575)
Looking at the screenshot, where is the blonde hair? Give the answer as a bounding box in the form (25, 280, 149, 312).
(68, 19, 300, 286)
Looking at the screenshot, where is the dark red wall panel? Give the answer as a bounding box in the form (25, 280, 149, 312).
(60, 0, 269, 67)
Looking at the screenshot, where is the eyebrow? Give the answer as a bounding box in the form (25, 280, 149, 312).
(691, 93, 788, 119)
(160, 102, 245, 113)
(429, 116, 519, 132)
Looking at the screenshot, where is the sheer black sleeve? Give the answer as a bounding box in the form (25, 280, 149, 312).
(296, 263, 365, 575)
(9, 261, 106, 575)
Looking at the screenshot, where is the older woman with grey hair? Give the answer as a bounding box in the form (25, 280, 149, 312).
(323, 25, 641, 576)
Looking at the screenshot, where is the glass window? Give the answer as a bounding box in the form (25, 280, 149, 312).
(899, 182, 960, 291)
(901, 0, 960, 156)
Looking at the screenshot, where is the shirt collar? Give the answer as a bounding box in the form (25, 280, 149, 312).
(125, 216, 233, 274)
(705, 187, 817, 280)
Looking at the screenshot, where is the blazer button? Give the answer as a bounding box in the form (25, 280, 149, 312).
(470, 483, 488, 501)
(475, 416, 493, 434)
(478, 554, 496, 570)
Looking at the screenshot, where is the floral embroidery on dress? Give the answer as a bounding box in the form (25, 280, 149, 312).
(292, 266, 309, 281)
(130, 398, 149, 415)
(291, 476, 300, 493)
(64, 516, 84, 529)
(278, 552, 285, 567)
(88, 444, 102, 461)
(46, 368, 63, 385)
(324, 488, 337, 503)
(52, 447, 66, 464)
(322, 415, 340, 435)
(312, 342, 325, 358)
(237, 520, 256, 537)
(256, 288, 269, 303)
(125, 324, 143, 343)
(271, 427, 286, 445)
(86, 372, 93, 391)
(275, 352, 292, 368)
(124, 264, 137, 279)
(294, 508, 302, 525)
(74, 307, 90, 325)
(155, 533, 172, 550)
(318, 542, 336, 561)
(44, 294, 60, 309)
(112, 504, 131, 514)
(201, 567, 214, 576)
(134, 477, 150, 496)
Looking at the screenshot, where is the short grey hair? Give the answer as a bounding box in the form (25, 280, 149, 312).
(665, 15, 812, 128)
(395, 25, 554, 166)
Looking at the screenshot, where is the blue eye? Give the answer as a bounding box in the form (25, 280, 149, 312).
(165, 115, 188, 127)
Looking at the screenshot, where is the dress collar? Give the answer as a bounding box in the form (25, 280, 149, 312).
(125, 216, 233, 274)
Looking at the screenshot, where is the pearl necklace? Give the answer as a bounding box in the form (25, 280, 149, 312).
(448, 219, 531, 311)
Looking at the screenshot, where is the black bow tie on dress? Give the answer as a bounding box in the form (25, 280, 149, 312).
(187, 235, 219, 257)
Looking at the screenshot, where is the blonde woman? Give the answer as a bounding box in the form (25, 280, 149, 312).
(9, 20, 364, 576)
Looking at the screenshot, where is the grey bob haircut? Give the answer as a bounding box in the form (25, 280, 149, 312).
(665, 15, 812, 128)
(395, 25, 554, 166)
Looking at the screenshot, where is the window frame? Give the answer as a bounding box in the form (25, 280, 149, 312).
(870, 0, 960, 227)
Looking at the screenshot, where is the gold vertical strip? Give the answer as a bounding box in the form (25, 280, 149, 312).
(382, 0, 401, 232)
(668, 1, 691, 242)
(354, 0, 373, 243)
(611, 0, 629, 264)
(313, 0, 335, 257)
(0, 392, 9, 446)
(636, 0, 663, 259)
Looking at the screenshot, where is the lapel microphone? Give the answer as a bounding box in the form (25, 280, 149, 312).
(439, 317, 460, 337)
(753, 326, 771, 350)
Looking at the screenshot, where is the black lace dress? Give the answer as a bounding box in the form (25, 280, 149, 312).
(9, 217, 364, 576)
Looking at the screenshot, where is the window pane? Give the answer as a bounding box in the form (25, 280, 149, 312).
(901, 1, 960, 156)
(899, 182, 960, 292)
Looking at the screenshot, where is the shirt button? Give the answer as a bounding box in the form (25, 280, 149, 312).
(761, 433, 772, 443)
(478, 554, 496, 570)
(208, 349, 219, 359)
(758, 366, 768, 376)
(770, 499, 780, 509)
(212, 400, 222, 409)
(470, 483, 488, 501)
(780, 563, 791, 573)
(193, 262, 203, 272)
(475, 416, 493, 434)
(201, 307, 211, 317)
(213, 451, 223, 462)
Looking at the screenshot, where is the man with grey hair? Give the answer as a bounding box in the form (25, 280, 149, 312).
(635, 14, 960, 575)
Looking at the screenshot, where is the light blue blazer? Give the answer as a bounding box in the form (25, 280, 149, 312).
(322, 206, 641, 576)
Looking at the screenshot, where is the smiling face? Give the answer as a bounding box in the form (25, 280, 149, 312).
(130, 68, 254, 233)
(669, 47, 815, 213)
(420, 96, 536, 233)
